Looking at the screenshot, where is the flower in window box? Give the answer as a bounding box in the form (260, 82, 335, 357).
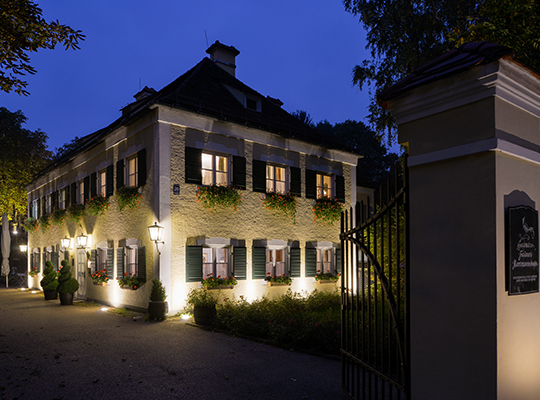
(91, 269, 109, 284)
(114, 186, 142, 212)
(314, 270, 340, 282)
(312, 197, 343, 225)
(51, 209, 67, 226)
(24, 217, 39, 233)
(28, 266, 39, 277)
(38, 213, 51, 232)
(86, 195, 110, 216)
(202, 274, 238, 288)
(265, 274, 292, 285)
(67, 203, 87, 226)
(262, 191, 297, 224)
(117, 272, 140, 290)
(196, 185, 242, 213)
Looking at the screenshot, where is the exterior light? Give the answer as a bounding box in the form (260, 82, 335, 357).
(60, 237, 71, 250)
(76, 234, 88, 248)
(19, 244, 28, 253)
(148, 222, 164, 243)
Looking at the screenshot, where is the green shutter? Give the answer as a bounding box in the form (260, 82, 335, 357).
(290, 167, 301, 196)
(106, 164, 114, 197)
(52, 191, 58, 212)
(70, 182, 77, 204)
(186, 246, 202, 282)
(41, 196, 46, 215)
(137, 246, 146, 281)
(233, 247, 246, 280)
(305, 169, 317, 199)
(90, 172, 97, 198)
(232, 156, 246, 190)
(252, 160, 266, 193)
(252, 247, 266, 279)
(305, 248, 317, 277)
(64, 251, 69, 262)
(65, 185, 71, 207)
(117, 247, 124, 277)
(138, 149, 147, 187)
(336, 175, 345, 203)
(290, 248, 301, 278)
(36, 198, 40, 218)
(107, 248, 114, 279)
(116, 159, 124, 189)
(84, 176, 90, 203)
(185, 147, 202, 184)
(90, 250, 97, 272)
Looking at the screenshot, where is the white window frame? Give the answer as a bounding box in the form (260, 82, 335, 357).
(125, 246, 138, 276)
(126, 155, 138, 188)
(202, 246, 231, 279)
(316, 173, 333, 199)
(264, 240, 290, 278)
(32, 199, 38, 218)
(98, 170, 107, 197)
(59, 188, 67, 210)
(201, 152, 229, 186)
(316, 248, 335, 275)
(266, 164, 288, 194)
(78, 179, 85, 204)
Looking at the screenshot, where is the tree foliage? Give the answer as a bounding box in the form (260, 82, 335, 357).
(0, 0, 85, 95)
(315, 119, 399, 187)
(343, 0, 540, 143)
(0, 107, 52, 220)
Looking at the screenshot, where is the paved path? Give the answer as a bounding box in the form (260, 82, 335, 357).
(0, 289, 349, 400)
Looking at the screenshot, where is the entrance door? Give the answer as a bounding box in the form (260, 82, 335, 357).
(76, 249, 87, 299)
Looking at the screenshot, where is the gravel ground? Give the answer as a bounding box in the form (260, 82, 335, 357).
(0, 289, 349, 400)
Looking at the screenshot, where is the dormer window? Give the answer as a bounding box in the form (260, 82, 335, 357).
(245, 97, 260, 111)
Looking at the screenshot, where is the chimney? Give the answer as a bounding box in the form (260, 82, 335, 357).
(206, 41, 240, 77)
(134, 86, 156, 102)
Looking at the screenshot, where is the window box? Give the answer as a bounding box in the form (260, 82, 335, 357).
(92, 282, 108, 287)
(267, 281, 290, 287)
(205, 285, 235, 290)
(317, 279, 337, 284)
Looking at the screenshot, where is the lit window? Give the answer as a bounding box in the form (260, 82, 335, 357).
(202, 247, 230, 278)
(45, 194, 52, 214)
(127, 156, 138, 187)
(316, 173, 332, 198)
(59, 188, 67, 210)
(96, 248, 107, 274)
(78, 180, 85, 204)
(317, 248, 334, 274)
(126, 247, 138, 275)
(32, 199, 38, 218)
(266, 248, 287, 277)
(98, 170, 107, 196)
(201, 153, 228, 186)
(266, 165, 286, 193)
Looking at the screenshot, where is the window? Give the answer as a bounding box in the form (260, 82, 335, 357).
(266, 164, 286, 193)
(202, 152, 228, 186)
(317, 248, 334, 274)
(98, 170, 107, 196)
(316, 173, 332, 198)
(97, 248, 107, 274)
(45, 194, 52, 214)
(202, 247, 230, 278)
(32, 199, 38, 218)
(126, 246, 138, 275)
(126, 156, 138, 187)
(78, 180, 85, 204)
(59, 188, 67, 210)
(266, 248, 287, 277)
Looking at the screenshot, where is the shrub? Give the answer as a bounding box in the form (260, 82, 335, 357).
(40, 261, 58, 291)
(57, 262, 80, 294)
(186, 289, 219, 309)
(150, 278, 167, 301)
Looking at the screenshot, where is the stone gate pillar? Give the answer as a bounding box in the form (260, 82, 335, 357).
(380, 43, 540, 400)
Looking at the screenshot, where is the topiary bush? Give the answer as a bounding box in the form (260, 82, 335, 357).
(57, 260, 80, 294)
(149, 278, 167, 302)
(40, 261, 58, 292)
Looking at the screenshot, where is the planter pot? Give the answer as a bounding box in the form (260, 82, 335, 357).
(59, 292, 74, 305)
(148, 301, 168, 320)
(93, 282, 108, 286)
(205, 285, 235, 290)
(317, 280, 337, 284)
(267, 282, 290, 287)
(121, 286, 137, 290)
(29, 275, 40, 290)
(44, 290, 58, 300)
(193, 305, 216, 326)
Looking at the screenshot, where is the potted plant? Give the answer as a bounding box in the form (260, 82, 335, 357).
(263, 191, 298, 224)
(91, 269, 109, 286)
(265, 273, 292, 286)
(312, 197, 343, 225)
(315, 270, 340, 283)
(40, 261, 58, 300)
(57, 260, 79, 305)
(114, 186, 142, 212)
(148, 278, 168, 320)
(186, 289, 218, 326)
(196, 185, 241, 212)
(86, 195, 110, 216)
(202, 274, 237, 290)
(117, 272, 139, 290)
(28, 265, 39, 289)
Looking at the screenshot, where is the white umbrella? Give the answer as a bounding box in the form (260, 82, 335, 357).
(1, 213, 11, 287)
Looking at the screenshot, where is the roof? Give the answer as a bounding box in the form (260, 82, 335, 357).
(41, 56, 354, 177)
(377, 42, 516, 108)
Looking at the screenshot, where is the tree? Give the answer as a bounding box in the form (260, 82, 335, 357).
(291, 109, 315, 128)
(315, 119, 399, 187)
(0, 0, 85, 95)
(54, 136, 81, 159)
(0, 107, 52, 221)
(343, 0, 540, 144)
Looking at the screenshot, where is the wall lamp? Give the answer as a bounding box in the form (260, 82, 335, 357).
(148, 222, 164, 255)
(60, 237, 71, 251)
(19, 244, 28, 253)
(76, 234, 88, 249)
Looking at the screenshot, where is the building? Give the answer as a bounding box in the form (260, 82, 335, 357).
(25, 42, 360, 313)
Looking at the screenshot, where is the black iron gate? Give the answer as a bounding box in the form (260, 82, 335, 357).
(341, 162, 409, 400)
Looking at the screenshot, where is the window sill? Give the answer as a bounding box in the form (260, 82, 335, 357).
(316, 280, 338, 284)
